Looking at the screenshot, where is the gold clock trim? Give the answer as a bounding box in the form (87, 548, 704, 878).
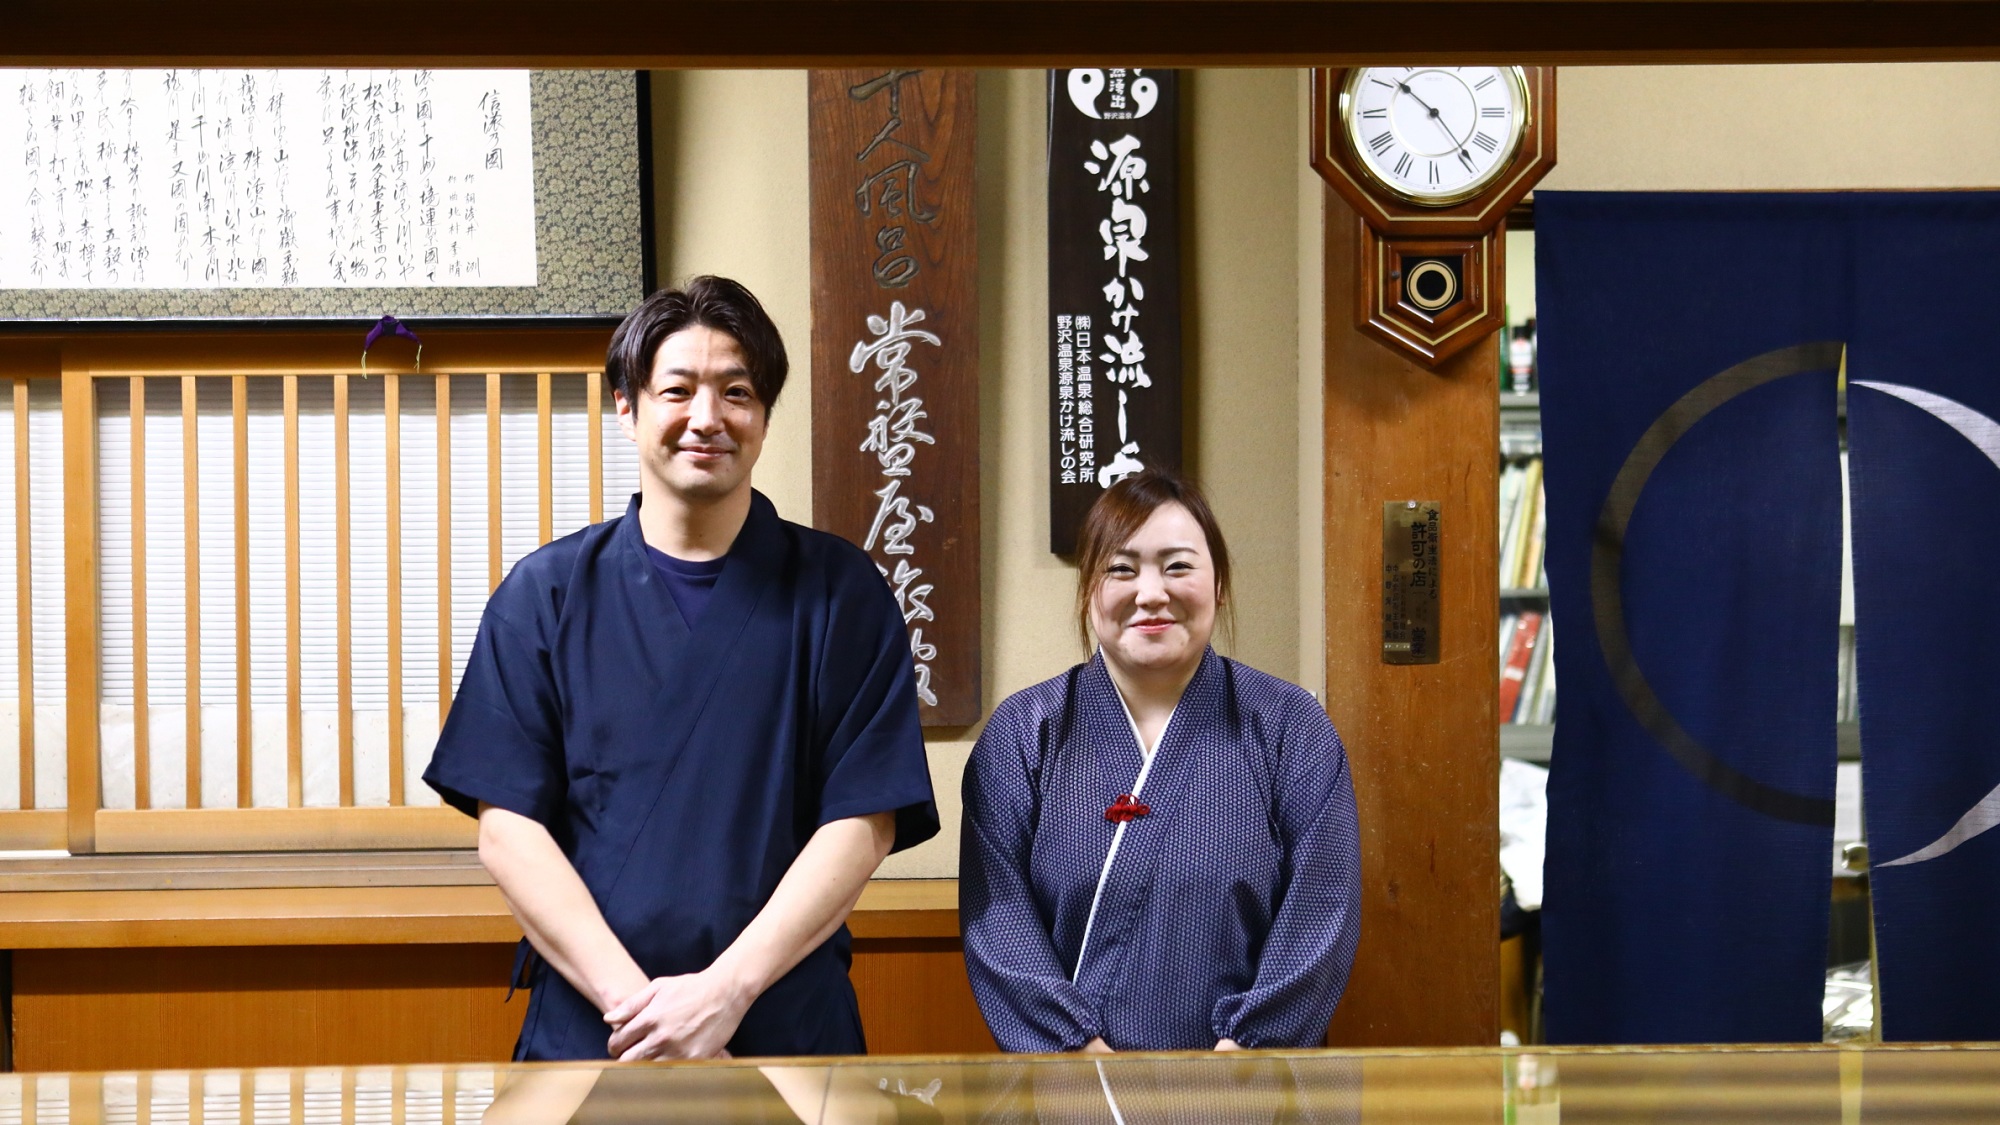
(1335, 67, 1531, 210)
(1403, 260, 1459, 311)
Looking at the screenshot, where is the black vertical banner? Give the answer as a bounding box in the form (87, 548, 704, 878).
(1048, 69, 1182, 555)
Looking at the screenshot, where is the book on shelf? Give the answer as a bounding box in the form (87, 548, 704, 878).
(1523, 620, 1556, 724)
(1498, 611, 1544, 721)
(1499, 460, 1527, 584)
(1517, 472, 1548, 590)
(1498, 610, 1558, 725)
(1499, 455, 1545, 589)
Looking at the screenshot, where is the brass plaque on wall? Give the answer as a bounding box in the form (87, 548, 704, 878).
(1382, 500, 1441, 665)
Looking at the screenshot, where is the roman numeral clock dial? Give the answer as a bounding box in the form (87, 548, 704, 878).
(1342, 67, 1526, 205)
(1309, 66, 1555, 368)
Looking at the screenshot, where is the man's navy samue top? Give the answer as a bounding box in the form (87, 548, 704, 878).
(424, 491, 939, 1060)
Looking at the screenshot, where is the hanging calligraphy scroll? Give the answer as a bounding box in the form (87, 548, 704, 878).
(0, 69, 647, 323)
(1047, 69, 1183, 555)
(809, 69, 981, 727)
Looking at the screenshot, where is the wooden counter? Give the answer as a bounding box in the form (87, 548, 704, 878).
(0, 855, 986, 1070)
(0, 874, 959, 947)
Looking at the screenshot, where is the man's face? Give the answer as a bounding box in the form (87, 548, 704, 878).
(615, 325, 768, 507)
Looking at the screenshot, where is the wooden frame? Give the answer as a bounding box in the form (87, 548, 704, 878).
(5, 2, 2000, 65)
(1311, 66, 1555, 367)
(1322, 209, 1502, 1048)
(20, 330, 609, 855)
(130, 377, 149, 809)
(437, 372, 454, 728)
(1354, 223, 1507, 365)
(63, 356, 102, 854)
(0, 370, 62, 849)
(86, 366, 605, 852)
(15, 378, 35, 809)
(284, 373, 303, 809)
(0, 17, 1938, 1051)
(486, 373, 503, 596)
(233, 375, 252, 807)
(93, 807, 475, 854)
(183, 376, 202, 808)
(387, 374, 406, 805)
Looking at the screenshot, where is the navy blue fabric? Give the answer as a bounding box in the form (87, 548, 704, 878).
(645, 544, 727, 628)
(961, 650, 1360, 1052)
(423, 490, 939, 1060)
(1845, 194, 2000, 1041)
(1537, 192, 1844, 1043)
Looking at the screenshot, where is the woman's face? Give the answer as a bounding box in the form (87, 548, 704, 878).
(1089, 501, 1219, 682)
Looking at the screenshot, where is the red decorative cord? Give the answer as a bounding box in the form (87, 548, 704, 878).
(1105, 793, 1151, 823)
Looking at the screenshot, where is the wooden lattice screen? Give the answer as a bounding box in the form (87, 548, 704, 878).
(0, 333, 623, 855)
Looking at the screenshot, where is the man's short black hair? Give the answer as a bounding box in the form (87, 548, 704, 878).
(605, 275, 790, 412)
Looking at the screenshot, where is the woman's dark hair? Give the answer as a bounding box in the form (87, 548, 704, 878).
(605, 275, 790, 411)
(1072, 468, 1235, 652)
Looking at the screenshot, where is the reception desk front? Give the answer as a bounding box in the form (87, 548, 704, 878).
(4, 1046, 1996, 1124)
(0, 870, 992, 1070)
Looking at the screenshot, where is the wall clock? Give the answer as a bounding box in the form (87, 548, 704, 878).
(1312, 67, 1557, 367)
(1341, 67, 1529, 207)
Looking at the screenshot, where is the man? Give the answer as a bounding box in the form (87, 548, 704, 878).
(425, 276, 937, 1061)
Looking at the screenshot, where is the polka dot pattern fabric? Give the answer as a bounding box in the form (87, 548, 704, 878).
(961, 649, 1361, 1053)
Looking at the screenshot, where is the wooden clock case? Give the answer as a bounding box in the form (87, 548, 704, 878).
(1310, 67, 1558, 367)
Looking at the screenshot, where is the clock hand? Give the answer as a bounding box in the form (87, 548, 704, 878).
(1397, 80, 1465, 150)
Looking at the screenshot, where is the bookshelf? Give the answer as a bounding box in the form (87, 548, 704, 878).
(1498, 322, 1552, 759)
(1502, 724, 1555, 763)
(1498, 221, 1552, 761)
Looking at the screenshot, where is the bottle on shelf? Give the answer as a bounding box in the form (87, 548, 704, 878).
(1507, 319, 1538, 395)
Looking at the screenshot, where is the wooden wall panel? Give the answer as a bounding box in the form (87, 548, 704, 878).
(62, 359, 101, 855)
(1320, 194, 1501, 1047)
(11, 945, 522, 1071)
(851, 938, 997, 1055)
(809, 68, 981, 727)
(10, 939, 994, 1070)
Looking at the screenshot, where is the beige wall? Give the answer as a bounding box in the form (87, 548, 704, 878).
(647, 69, 1323, 876)
(1296, 71, 1327, 713)
(1545, 64, 2000, 191)
(1511, 64, 2000, 349)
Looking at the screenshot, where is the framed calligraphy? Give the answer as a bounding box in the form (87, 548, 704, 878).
(809, 69, 981, 727)
(0, 69, 649, 324)
(1047, 69, 1183, 555)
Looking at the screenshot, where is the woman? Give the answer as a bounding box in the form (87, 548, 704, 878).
(961, 469, 1360, 1053)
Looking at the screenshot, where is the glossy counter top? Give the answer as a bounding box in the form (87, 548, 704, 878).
(6, 1045, 1999, 1124)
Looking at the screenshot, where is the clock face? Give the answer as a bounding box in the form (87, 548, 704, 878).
(1341, 67, 1527, 206)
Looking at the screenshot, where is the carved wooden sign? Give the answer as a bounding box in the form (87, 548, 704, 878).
(1047, 69, 1182, 555)
(809, 69, 980, 727)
